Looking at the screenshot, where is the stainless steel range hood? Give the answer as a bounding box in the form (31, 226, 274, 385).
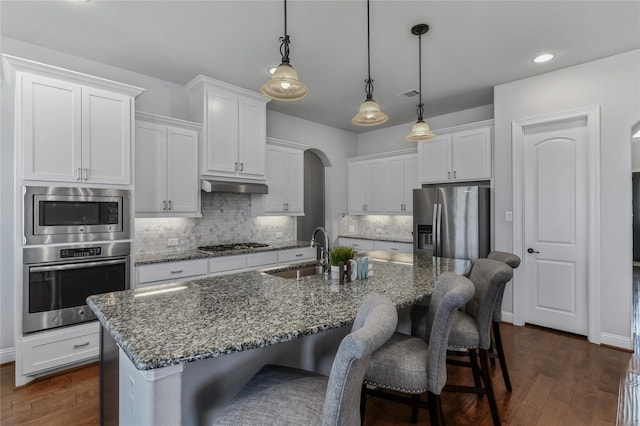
(200, 179, 268, 194)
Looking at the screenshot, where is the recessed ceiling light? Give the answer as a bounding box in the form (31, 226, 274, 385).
(533, 53, 555, 63)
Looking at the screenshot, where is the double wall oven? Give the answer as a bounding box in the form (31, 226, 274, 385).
(23, 186, 131, 334)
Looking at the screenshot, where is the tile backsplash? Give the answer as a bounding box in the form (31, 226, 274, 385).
(134, 192, 294, 254)
(339, 215, 413, 241)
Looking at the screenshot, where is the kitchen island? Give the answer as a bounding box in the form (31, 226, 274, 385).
(87, 251, 469, 426)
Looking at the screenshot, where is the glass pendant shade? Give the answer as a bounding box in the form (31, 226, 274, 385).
(261, 63, 308, 101)
(352, 98, 388, 126)
(406, 120, 435, 142)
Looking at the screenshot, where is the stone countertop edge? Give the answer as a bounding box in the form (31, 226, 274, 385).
(338, 235, 413, 244)
(134, 240, 312, 265)
(88, 253, 470, 372)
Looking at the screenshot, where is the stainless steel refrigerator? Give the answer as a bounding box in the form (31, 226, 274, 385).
(413, 186, 490, 260)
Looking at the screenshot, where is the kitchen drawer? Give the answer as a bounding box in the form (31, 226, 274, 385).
(22, 322, 99, 375)
(373, 240, 413, 254)
(246, 252, 278, 268)
(209, 255, 247, 274)
(338, 238, 374, 252)
(137, 259, 208, 285)
(278, 247, 316, 264)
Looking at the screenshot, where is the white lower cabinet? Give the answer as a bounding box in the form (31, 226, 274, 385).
(137, 259, 208, 287)
(373, 240, 413, 253)
(338, 237, 413, 254)
(21, 322, 100, 375)
(338, 238, 375, 253)
(136, 247, 317, 284)
(278, 247, 316, 264)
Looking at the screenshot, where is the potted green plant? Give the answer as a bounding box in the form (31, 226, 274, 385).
(328, 246, 357, 279)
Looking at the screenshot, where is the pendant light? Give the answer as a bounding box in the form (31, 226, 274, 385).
(262, 0, 308, 101)
(352, 0, 388, 126)
(406, 24, 435, 141)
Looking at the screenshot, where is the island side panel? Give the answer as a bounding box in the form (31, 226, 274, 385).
(100, 326, 119, 426)
(118, 348, 184, 426)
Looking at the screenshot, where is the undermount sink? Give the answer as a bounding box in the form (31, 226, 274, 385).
(264, 265, 323, 279)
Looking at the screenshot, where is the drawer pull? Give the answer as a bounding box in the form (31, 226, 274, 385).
(170, 270, 184, 274)
(390, 248, 398, 251)
(295, 253, 303, 257)
(73, 341, 90, 349)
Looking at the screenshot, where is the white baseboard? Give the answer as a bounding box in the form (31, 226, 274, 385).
(601, 332, 633, 350)
(501, 311, 514, 324)
(0, 347, 15, 364)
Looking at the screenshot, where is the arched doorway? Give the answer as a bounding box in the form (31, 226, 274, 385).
(297, 150, 325, 243)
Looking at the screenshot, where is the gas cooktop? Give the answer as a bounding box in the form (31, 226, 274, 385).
(197, 242, 270, 253)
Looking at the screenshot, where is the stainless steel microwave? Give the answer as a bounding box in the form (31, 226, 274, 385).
(24, 186, 130, 245)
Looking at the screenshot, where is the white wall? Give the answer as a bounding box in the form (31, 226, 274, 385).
(494, 49, 640, 347)
(356, 104, 493, 156)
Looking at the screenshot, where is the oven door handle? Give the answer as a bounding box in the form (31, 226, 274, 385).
(29, 258, 128, 273)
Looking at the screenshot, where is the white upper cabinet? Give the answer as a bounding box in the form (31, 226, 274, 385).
(382, 154, 417, 214)
(252, 138, 307, 216)
(348, 159, 383, 214)
(348, 150, 417, 215)
(186, 75, 269, 181)
(5, 56, 143, 185)
(135, 112, 201, 217)
(418, 120, 493, 184)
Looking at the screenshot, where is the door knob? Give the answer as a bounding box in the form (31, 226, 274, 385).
(527, 248, 540, 254)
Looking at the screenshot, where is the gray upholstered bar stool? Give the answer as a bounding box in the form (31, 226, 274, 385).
(443, 258, 513, 426)
(360, 273, 475, 425)
(212, 293, 397, 426)
(486, 250, 521, 391)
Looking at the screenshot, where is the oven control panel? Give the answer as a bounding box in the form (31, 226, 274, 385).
(60, 247, 102, 258)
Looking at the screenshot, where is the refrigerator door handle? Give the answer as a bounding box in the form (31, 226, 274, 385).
(432, 203, 438, 253)
(436, 203, 442, 256)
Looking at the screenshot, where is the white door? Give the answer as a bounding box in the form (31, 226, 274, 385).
(382, 157, 404, 213)
(265, 146, 286, 212)
(22, 74, 82, 182)
(284, 149, 303, 214)
(523, 118, 588, 335)
(167, 127, 199, 213)
(82, 87, 131, 184)
(135, 122, 167, 213)
(206, 88, 238, 175)
(238, 97, 266, 178)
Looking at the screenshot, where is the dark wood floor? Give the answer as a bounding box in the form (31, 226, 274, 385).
(2, 267, 638, 425)
(1, 322, 632, 426)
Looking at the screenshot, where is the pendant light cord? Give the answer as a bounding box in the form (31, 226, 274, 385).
(364, 0, 374, 100)
(417, 31, 424, 121)
(280, 0, 290, 64)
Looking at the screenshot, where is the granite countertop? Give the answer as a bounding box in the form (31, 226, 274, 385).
(338, 235, 413, 244)
(87, 251, 469, 371)
(135, 240, 312, 265)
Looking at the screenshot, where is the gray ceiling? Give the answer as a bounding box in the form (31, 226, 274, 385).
(2, 1, 639, 133)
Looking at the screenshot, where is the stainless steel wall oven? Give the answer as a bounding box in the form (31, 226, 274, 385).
(24, 186, 130, 245)
(23, 242, 130, 334)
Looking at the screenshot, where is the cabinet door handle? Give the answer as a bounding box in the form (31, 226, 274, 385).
(170, 269, 184, 274)
(76, 168, 81, 181)
(168, 200, 172, 211)
(235, 162, 238, 171)
(240, 162, 244, 172)
(453, 170, 457, 179)
(295, 253, 303, 257)
(448, 171, 451, 179)
(163, 200, 167, 211)
(83, 168, 89, 181)
(73, 341, 90, 349)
